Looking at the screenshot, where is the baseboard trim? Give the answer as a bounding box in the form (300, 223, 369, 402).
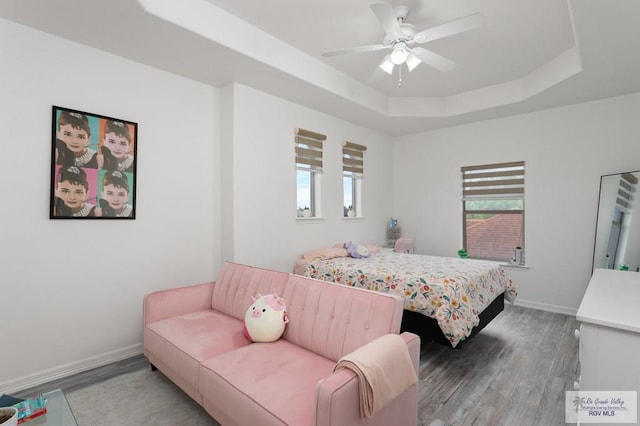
(513, 298, 578, 316)
(0, 343, 143, 394)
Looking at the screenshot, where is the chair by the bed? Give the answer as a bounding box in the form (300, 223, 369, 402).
(395, 238, 415, 254)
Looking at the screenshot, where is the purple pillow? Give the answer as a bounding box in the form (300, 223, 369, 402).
(344, 241, 370, 259)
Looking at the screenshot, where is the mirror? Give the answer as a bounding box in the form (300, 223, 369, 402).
(592, 170, 640, 272)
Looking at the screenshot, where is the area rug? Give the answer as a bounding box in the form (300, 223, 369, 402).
(65, 368, 220, 426)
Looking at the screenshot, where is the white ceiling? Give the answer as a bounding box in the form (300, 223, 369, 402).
(206, 0, 576, 98)
(1, 0, 640, 136)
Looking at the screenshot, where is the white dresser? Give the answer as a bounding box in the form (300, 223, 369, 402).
(575, 268, 640, 419)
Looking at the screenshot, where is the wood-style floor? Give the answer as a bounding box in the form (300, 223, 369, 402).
(419, 304, 579, 426)
(14, 304, 579, 425)
(13, 355, 150, 399)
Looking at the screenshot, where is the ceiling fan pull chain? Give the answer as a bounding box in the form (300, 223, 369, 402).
(398, 63, 403, 86)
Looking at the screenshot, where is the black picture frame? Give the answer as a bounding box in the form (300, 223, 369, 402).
(50, 106, 137, 219)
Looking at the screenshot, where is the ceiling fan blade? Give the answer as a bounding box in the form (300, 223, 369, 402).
(414, 13, 485, 44)
(412, 47, 456, 72)
(322, 43, 388, 58)
(370, 2, 402, 39)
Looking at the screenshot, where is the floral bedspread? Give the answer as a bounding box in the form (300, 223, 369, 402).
(301, 252, 517, 347)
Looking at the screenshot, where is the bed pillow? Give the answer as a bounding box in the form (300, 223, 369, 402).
(302, 246, 349, 260)
(345, 241, 370, 259)
(335, 242, 380, 254)
(365, 244, 381, 254)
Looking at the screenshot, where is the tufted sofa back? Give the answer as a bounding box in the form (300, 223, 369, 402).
(211, 262, 289, 320)
(211, 262, 404, 361)
(282, 274, 404, 362)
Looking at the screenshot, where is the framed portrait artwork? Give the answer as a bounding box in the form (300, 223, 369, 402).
(49, 106, 137, 219)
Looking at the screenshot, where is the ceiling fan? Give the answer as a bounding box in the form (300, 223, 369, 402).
(322, 2, 485, 77)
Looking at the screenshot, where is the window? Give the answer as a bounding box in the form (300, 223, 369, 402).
(342, 141, 366, 217)
(606, 172, 638, 268)
(461, 161, 525, 263)
(295, 128, 325, 218)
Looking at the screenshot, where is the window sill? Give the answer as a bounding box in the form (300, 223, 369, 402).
(296, 217, 324, 223)
(500, 262, 529, 270)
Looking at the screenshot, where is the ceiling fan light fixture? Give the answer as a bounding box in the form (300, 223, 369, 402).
(321, 3, 482, 83)
(406, 54, 421, 72)
(390, 43, 408, 65)
(379, 56, 394, 74)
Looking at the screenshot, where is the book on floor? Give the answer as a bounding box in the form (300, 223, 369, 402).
(0, 393, 47, 424)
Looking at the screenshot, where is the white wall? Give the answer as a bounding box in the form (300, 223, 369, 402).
(393, 93, 640, 314)
(225, 84, 394, 272)
(0, 19, 221, 391)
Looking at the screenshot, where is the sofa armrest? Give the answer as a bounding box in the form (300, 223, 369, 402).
(314, 331, 420, 426)
(143, 282, 215, 326)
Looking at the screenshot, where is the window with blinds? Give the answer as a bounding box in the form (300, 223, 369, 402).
(342, 141, 366, 217)
(604, 172, 638, 269)
(461, 161, 525, 263)
(617, 172, 637, 211)
(295, 128, 325, 218)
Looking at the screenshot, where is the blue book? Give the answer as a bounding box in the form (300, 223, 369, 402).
(0, 394, 24, 406)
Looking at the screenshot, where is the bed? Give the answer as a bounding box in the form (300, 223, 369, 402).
(295, 246, 517, 348)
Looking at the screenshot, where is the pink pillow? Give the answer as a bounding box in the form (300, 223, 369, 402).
(302, 246, 349, 260)
(365, 244, 381, 254)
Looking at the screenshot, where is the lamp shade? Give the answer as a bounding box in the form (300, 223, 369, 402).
(378, 55, 394, 74)
(390, 44, 408, 65)
(406, 54, 421, 71)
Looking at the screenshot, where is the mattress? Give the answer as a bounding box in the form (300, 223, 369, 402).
(297, 250, 517, 347)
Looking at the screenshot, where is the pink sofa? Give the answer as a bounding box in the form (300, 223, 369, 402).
(143, 262, 420, 426)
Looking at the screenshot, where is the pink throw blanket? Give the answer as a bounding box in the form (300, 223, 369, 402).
(333, 334, 417, 419)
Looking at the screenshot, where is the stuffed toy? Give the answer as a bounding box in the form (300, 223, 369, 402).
(344, 241, 370, 259)
(243, 293, 289, 343)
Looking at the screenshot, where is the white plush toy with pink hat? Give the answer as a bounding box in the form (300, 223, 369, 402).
(243, 293, 289, 343)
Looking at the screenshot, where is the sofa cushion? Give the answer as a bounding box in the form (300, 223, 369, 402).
(145, 310, 249, 394)
(199, 340, 335, 426)
(211, 262, 290, 321)
(282, 275, 404, 362)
